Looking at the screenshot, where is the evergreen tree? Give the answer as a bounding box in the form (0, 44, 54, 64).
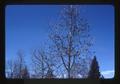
(101, 74, 104, 79)
(88, 56, 101, 79)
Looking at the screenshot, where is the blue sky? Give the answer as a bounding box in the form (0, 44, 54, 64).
(5, 5, 114, 78)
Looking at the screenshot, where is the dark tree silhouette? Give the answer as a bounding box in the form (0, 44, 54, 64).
(101, 74, 104, 79)
(88, 56, 101, 79)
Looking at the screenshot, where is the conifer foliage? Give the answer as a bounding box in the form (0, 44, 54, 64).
(88, 56, 101, 79)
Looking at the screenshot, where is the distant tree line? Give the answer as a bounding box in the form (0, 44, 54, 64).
(6, 51, 103, 79)
(6, 5, 104, 79)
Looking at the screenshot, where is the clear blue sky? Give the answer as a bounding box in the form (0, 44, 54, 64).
(5, 5, 114, 78)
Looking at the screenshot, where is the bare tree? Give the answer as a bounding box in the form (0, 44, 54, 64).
(13, 50, 26, 78)
(45, 68, 55, 78)
(6, 50, 29, 78)
(49, 5, 93, 78)
(31, 49, 45, 78)
(31, 48, 56, 78)
(6, 59, 14, 78)
(70, 56, 92, 78)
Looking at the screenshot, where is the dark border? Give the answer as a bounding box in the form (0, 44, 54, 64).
(0, 0, 119, 84)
